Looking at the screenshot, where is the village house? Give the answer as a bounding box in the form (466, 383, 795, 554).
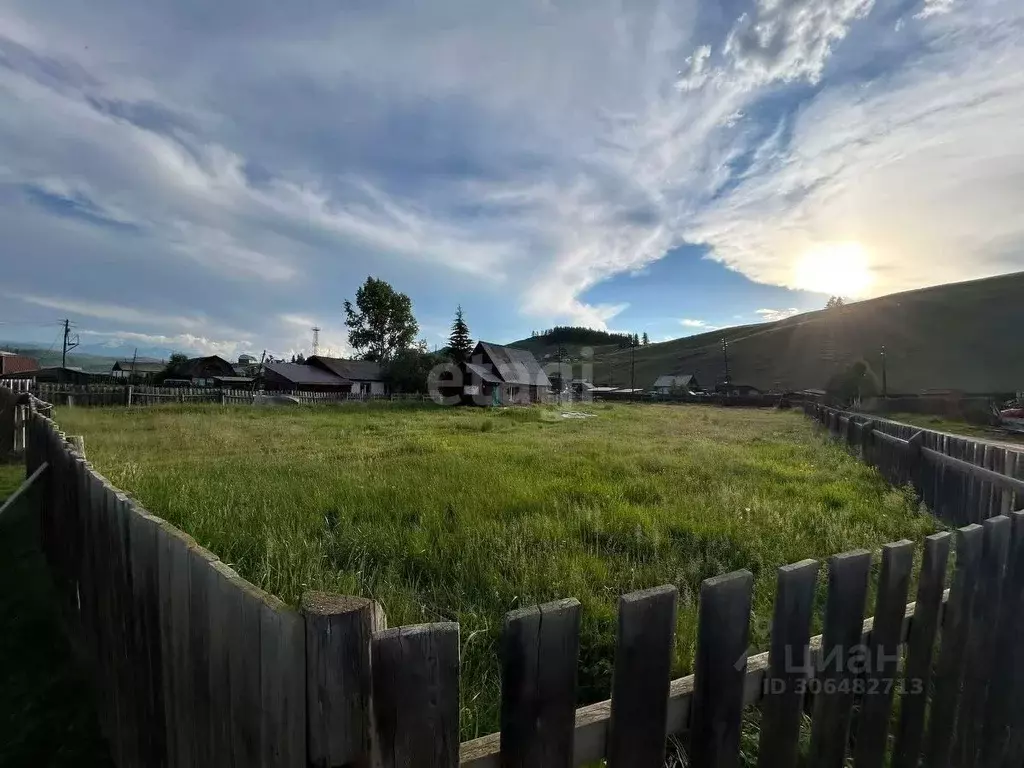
(306, 356, 388, 395)
(653, 374, 700, 394)
(460, 341, 551, 405)
(0, 351, 39, 376)
(111, 359, 165, 381)
(263, 362, 352, 393)
(167, 355, 237, 387)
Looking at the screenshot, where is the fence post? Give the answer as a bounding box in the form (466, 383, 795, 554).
(302, 593, 385, 768)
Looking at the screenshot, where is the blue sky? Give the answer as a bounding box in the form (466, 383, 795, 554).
(1, 0, 1021, 359)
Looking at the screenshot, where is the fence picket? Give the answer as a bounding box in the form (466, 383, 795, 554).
(607, 585, 678, 768)
(756, 559, 819, 768)
(690, 570, 753, 768)
(371, 623, 461, 768)
(853, 541, 914, 768)
(954, 515, 1010, 767)
(260, 599, 307, 768)
(891, 532, 952, 768)
(499, 598, 581, 767)
(924, 524, 984, 768)
(808, 549, 872, 768)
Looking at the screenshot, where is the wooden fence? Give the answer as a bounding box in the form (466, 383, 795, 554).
(6, 381, 1024, 767)
(2, 381, 433, 407)
(807, 403, 1024, 525)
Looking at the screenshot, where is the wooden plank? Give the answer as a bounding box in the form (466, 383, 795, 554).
(756, 559, 820, 768)
(302, 592, 385, 768)
(923, 524, 984, 768)
(231, 577, 267, 766)
(607, 585, 678, 768)
(499, 598, 581, 767)
(953, 515, 1010, 767)
(982, 510, 1024, 767)
(853, 540, 914, 768)
(260, 599, 307, 768)
(207, 561, 235, 767)
(128, 506, 167, 768)
(188, 543, 219, 768)
(112, 491, 142, 767)
(808, 549, 872, 768)
(690, 570, 753, 768)
(371, 623, 461, 768)
(891, 532, 952, 768)
(162, 523, 196, 768)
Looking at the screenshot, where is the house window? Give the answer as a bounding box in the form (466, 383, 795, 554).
(359, 382, 372, 395)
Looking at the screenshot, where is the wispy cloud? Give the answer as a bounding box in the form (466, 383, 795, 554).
(1, 0, 1021, 346)
(756, 308, 800, 322)
(680, 318, 717, 330)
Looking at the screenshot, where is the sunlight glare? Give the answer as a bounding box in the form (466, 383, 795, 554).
(793, 242, 874, 297)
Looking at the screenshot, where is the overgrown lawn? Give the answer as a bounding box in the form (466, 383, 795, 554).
(56, 403, 937, 739)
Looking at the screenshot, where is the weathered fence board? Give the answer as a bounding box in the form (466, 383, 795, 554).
(690, 570, 753, 768)
(607, 585, 677, 768)
(757, 559, 819, 768)
(500, 598, 581, 767)
(808, 550, 871, 768)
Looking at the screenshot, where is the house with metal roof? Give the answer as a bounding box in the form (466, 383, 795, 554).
(652, 374, 700, 394)
(111, 359, 166, 380)
(263, 362, 352, 392)
(306, 356, 388, 395)
(460, 341, 551, 405)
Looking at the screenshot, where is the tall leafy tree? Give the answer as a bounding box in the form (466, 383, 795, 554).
(447, 305, 473, 364)
(344, 277, 419, 362)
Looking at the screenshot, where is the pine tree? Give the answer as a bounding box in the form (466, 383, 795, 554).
(448, 305, 473, 364)
(632, 333, 640, 346)
(642, 332, 650, 345)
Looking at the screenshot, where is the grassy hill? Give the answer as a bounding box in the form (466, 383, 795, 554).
(511, 271, 1024, 393)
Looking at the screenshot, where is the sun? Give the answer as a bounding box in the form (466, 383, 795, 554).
(793, 242, 874, 298)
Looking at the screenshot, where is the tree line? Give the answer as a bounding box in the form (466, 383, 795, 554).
(337, 276, 653, 392)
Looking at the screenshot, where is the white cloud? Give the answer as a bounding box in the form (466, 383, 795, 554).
(756, 308, 800, 322)
(79, 329, 254, 359)
(680, 318, 716, 329)
(1, 0, 1022, 345)
(915, 0, 956, 19)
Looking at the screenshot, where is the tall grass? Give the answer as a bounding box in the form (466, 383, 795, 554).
(57, 403, 937, 739)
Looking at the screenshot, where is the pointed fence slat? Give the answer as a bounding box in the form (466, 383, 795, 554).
(499, 598, 581, 767)
(924, 524, 984, 768)
(953, 515, 1010, 767)
(853, 540, 914, 768)
(690, 570, 754, 768)
(808, 549, 872, 768)
(607, 585, 678, 768)
(891, 532, 952, 768)
(982, 510, 1024, 767)
(756, 559, 819, 768)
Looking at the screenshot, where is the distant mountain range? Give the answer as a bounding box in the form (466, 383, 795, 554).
(511, 271, 1024, 394)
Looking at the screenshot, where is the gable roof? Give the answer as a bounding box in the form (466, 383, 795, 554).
(653, 374, 696, 389)
(169, 355, 236, 378)
(265, 362, 352, 386)
(306, 356, 384, 381)
(474, 342, 550, 387)
(113, 359, 165, 373)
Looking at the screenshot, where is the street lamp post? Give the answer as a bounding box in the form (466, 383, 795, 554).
(881, 345, 888, 398)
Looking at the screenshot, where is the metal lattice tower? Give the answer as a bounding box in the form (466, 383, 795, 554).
(311, 327, 321, 357)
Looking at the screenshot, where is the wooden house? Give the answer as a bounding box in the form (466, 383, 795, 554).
(460, 341, 551, 405)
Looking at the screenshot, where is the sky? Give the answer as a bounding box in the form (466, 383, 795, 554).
(1, 0, 1022, 360)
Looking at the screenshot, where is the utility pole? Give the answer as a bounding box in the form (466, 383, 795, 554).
(130, 348, 138, 382)
(721, 338, 731, 386)
(251, 350, 267, 394)
(630, 336, 636, 402)
(61, 318, 80, 369)
(881, 345, 888, 398)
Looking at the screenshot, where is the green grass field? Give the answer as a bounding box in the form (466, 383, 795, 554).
(56, 403, 938, 739)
